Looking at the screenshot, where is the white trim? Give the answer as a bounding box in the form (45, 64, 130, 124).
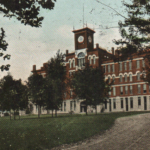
(101, 57, 143, 65)
(111, 82, 148, 87)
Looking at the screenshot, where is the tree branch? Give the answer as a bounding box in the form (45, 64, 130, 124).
(95, 0, 127, 19)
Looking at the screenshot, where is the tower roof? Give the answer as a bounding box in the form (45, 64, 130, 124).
(72, 27, 95, 33)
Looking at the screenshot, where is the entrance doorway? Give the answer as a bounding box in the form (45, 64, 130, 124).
(144, 96, 147, 110)
(125, 98, 128, 111)
(109, 99, 111, 112)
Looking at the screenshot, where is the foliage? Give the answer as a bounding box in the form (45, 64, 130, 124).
(0, 0, 56, 27)
(0, 74, 28, 119)
(0, 28, 10, 71)
(113, 0, 150, 57)
(27, 73, 45, 118)
(71, 65, 111, 115)
(45, 50, 67, 116)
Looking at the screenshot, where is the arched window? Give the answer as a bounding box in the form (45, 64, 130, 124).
(124, 74, 127, 82)
(69, 60, 72, 68)
(73, 60, 75, 68)
(137, 72, 140, 80)
(93, 56, 96, 64)
(78, 52, 85, 67)
(112, 76, 115, 83)
(129, 74, 132, 82)
(119, 75, 122, 82)
(89, 57, 92, 64)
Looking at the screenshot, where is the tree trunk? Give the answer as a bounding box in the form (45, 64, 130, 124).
(10, 109, 11, 120)
(55, 109, 57, 117)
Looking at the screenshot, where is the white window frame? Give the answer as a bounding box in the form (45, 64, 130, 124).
(137, 60, 140, 69)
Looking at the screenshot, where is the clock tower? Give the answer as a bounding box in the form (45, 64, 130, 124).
(73, 27, 95, 50)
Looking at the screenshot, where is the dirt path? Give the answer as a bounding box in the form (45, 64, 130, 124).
(52, 113, 150, 150)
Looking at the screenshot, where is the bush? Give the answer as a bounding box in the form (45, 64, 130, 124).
(69, 111, 74, 115)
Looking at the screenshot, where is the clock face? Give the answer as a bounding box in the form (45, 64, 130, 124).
(78, 36, 84, 43)
(88, 36, 92, 43)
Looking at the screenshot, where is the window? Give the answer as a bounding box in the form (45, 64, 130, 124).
(138, 85, 141, 94)
(74, 101, 76, 111)
(130, 97, 133, 108)
(137, 72, 140, 80)
(138, 97, 141, 106)
(105, 100, 107, 109)
(64, 92, 67, 98)
(130, 85, 133, 94)
(78, 58, 85, 67)
(93, 56, 96, 64)
(112, 64, 115, 72)
(113, 99, 116, 109)
(120, 86, 123, 95)
(64, 102, 66, 111)
(70, 101, 72, 111)
(69, 60, 72, 68)
(129, 74, 132, 82)
(108, 90, 111, 96)
(124, 74, 127, 82)
(121, 98, 123, 109)
(108, 76, 111, 83)
(113, 87, 116, 96)
(119, 63, 122, 71)
(143, 84, 146, 93)
(112, 76, 115, 83)
(103, 66, 106, 73)
(129, 61, 132, 70)
(142, 59, 145, 67)
(124, 62, 127, 70)
(60, 103, 63, 111)
(89, 57, 92, 65)
(73, 60, 75, 68)
(108, 65, 110, 73)
(78, 52, 85, 67)
(125, 86, 128, 94)
(137, 60, 140, 69)
(119, 75, 122, 82)
(70, 90, 73, 98)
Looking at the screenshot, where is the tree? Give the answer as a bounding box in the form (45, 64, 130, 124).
(45, 50, 67, 117)
(71, 65, 111, 115)
(0, 0, 56, 27)
(0, 28, 10, 71)
(27, 74, 46, 118)
(113, 0, 150, 58)
(0, 74, 28, 119)
(0, 0, 56, 71)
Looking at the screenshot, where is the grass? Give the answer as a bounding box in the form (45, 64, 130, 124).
(0, 111, 150, 150)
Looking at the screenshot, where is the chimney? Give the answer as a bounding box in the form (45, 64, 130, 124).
(96, 43, 99, 49)
(33, 65, 36, 71)
(66, 50, 69, 55)
(112, 47, 114, 55)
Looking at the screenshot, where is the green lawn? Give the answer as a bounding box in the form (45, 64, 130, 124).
(0, 111, 150, 150)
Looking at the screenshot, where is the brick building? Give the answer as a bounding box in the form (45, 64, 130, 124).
(31, 27, 150, 114)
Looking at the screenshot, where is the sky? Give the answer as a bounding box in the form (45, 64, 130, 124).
(0, 0, 129, 82)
